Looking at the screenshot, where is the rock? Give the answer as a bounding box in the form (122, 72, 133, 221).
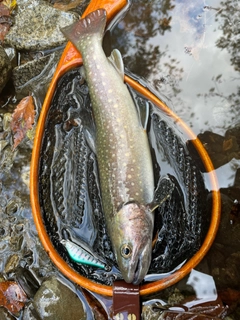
(0, 46, 11, 93)
(0, 307, 15, 320)
(215, 193, 240, 249)
(212, 251, 240, 289)
(12, 50, 62, 99)
(4, 254, 20, 274)
(22, 302, 41, 320)
(32, 277, 87, 320)
(4, 4, 78, 51)
(13, 267, 40, 299)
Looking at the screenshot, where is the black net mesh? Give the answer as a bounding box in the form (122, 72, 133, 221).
(38, 67, 210, 285)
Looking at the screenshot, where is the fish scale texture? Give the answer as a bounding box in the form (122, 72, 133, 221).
(38, 68, 210, 285)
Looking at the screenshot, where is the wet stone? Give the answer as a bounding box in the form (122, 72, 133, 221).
(216, 193, 240, 249)
(12, 51, 62, 99)
(4, 254, 20, 273)
(0, 46, 11, 93)
(22, 302, 41, 320)
(0, 307, 15, 320)
(14, 267, 40, 299)
(32, 277, 87, 320)
(4, 4, 78, 51)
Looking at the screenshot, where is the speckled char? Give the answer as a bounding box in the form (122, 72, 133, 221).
(62, 9, 154, 217)
(62, 9, 155, 284)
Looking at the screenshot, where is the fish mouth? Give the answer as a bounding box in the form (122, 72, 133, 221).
(126, 238, 151, 285)
(132, 257, 142, 285)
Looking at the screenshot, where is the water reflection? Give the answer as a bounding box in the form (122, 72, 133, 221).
(111, 0, 240, 135)
(186, 269, 217, 305)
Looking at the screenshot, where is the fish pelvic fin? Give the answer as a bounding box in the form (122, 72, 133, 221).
(61, 9, 107, 52)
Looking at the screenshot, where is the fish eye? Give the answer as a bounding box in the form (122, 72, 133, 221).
(120, 244, 132, 258)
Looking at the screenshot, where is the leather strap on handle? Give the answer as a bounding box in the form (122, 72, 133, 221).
(113, 281, 140, 319)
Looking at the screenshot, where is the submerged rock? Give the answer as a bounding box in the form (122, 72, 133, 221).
(32, 277, 87, 320)
(4, 4, 78, 51)
(0, 46, 11, 93)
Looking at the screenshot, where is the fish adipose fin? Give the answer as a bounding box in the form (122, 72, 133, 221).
(108, 49, 125, 81)
(61, 9, 107, 52)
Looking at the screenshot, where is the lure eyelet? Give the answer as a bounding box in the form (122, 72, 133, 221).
(120, 244, 132, 258)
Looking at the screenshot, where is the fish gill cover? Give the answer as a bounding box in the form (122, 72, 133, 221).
(38, 67, 210, 285)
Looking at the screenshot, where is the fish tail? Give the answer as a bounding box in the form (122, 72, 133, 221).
(61, 9, 107, 52)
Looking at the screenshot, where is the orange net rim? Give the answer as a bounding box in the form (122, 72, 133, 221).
(30, 0, 221, 297)
(30, 69, 220, 297)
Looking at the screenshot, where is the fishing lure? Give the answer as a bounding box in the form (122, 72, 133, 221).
(61, 239, 107, 270)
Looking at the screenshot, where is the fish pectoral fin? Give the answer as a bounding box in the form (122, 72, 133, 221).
(80, 66, 86, 79)
(108, 49, 124, 81)
(149, 174, 176, 211)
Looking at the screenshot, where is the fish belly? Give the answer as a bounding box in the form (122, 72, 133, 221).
(81, 44, 154, 219)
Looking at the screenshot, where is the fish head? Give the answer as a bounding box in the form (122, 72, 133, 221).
(111, 202, 154, 285)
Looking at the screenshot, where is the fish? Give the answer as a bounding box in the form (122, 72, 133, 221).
(61, 239, 107, 270)
(61, 9, 155, 284)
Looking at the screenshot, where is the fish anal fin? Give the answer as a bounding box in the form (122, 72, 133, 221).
(108, 49, 124, 81)
(138, 99, 150, 131)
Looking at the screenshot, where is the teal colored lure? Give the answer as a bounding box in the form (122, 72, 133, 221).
(61, 239, 106, 270)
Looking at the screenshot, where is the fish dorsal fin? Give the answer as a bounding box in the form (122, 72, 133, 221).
(108, 49, 124, 81)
